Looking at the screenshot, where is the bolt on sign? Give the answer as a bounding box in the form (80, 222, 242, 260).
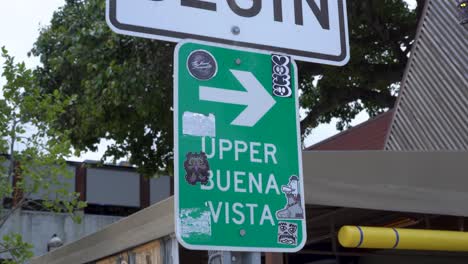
(106, 0, 349, 66)
(174, 40, 306, 252)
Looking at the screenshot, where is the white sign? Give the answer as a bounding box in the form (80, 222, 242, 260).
(106, 0, 349, 66)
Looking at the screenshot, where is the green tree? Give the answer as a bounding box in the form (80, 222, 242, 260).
(0, 48, 86, 263)
(299, 0, 424, 134)
(33, 0, 174, 176)
(32, 0, 424, 175)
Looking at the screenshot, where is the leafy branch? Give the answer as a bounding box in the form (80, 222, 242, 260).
(0, 47, 86, 263)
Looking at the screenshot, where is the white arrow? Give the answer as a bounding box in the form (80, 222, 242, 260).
(199, 70, 276, 127)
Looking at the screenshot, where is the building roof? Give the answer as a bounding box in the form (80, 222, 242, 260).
(308, 1, 467, 152)
(385, 0, 468, 151)
(306, 110, 394, 151)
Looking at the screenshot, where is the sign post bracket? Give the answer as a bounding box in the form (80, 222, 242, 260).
(208, 251, 261, 264)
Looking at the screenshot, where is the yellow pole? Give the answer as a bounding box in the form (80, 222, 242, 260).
(338, 226, 468, 252)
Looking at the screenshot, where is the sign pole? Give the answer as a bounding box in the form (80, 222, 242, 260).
(208, 251, 261, 264)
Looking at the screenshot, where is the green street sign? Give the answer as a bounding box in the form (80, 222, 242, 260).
(174, 40, 306, 252)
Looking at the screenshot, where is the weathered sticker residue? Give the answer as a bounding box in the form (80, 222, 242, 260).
(183, 112, 216, 137)
(180, 208, 212, 238)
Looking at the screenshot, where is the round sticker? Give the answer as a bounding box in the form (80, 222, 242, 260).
(186, 50, 218, 81)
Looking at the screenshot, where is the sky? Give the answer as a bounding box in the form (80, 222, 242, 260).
(0, 0, 416, 161)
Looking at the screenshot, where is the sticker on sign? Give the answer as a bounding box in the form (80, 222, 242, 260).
(106, 0, 349, 66)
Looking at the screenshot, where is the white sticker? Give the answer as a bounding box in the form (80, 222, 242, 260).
(180, 208, 212, 238)
(183, 112, 216, 137)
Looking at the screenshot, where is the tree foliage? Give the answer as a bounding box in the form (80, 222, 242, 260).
(0, 48, 86, 263)
(33, 0, 423, 175)
(33, 0, 174, 176)
(299, 0, 423, 133)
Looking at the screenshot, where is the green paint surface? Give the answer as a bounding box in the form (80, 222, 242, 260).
(174, 41, 306, 252)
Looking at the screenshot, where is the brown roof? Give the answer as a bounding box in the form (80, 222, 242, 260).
(385, 0, 468, 151)
(306, 110, 394, 151)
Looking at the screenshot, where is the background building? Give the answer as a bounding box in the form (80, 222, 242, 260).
(1, 160, 171, 257)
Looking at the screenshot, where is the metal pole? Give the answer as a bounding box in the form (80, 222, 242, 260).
(208, 251, 261, 264)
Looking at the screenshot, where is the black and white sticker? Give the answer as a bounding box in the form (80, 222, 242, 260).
(276, 175, 304, 220)
(187, 50, 218, 81)
(271, 54, 292, 98)
(277, 222, 298, 246)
